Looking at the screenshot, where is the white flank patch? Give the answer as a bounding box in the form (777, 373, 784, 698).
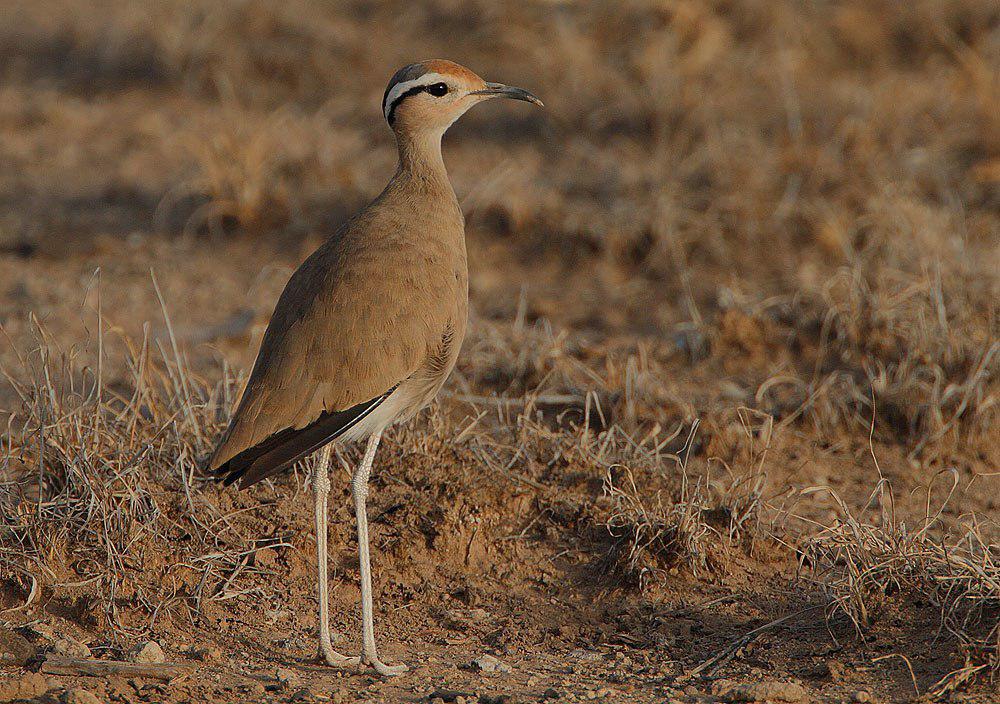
(383, 72, 451, 118)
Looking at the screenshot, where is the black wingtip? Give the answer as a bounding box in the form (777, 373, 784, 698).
(212, 459, 248, 488)
(207, 387, 396, 492)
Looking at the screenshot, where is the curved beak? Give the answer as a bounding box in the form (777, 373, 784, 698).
(470, 82, 544, 107)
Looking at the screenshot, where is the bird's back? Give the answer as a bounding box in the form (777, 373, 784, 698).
(207, 172, 468, 487)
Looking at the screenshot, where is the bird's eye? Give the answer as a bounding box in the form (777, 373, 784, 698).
(427, 83, 449, 97)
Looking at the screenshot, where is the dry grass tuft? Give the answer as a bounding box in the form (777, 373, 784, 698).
(0, 316, 287, 637)
(805, 481, 1000, 697)
(601, 463, 715, 588)
(600, 412, 770, 590)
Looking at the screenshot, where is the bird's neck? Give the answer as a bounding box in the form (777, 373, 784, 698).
(393, 130, 452, 193)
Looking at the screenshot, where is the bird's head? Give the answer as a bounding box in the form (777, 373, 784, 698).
(382, 60, 542, 138)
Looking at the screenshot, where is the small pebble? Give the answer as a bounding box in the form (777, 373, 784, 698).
(471, 654, 511, 674)
(53, 637, 91, 658)
(713, 680, 809, 703)
(275, 667, 300, 688)
(128, 640, 165, 664)
(825, 659, 846, 681)
(243, 681, 267, 696)
(64, 689, 103, 704)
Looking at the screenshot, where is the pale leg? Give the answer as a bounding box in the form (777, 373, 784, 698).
(353, 429, 407, 676)
(314, 444, 360, 667)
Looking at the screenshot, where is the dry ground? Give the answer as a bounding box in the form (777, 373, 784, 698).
(0, 1, 998, 703)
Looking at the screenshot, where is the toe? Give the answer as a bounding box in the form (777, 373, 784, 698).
(371, 660, 408, 677)
(319, 649, 361, 668)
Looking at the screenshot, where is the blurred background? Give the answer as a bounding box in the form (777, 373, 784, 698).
(0, 1, 995, 458)
(0, 1, 997, 699)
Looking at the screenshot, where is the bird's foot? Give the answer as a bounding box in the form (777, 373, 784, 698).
(363, 656, 408, 677)
(319, 645, 406, 676)
(318, 645, 361, 668)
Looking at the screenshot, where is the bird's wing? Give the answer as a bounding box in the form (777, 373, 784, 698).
(206, 218, 461, 488)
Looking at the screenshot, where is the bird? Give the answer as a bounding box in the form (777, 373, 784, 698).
(205, 60, 542, 677)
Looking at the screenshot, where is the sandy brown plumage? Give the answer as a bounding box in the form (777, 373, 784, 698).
(208, 162, 468, 488)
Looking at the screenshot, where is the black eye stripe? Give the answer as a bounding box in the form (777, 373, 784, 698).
(386, 85, 426, 125)
(386, 82, 451, 124)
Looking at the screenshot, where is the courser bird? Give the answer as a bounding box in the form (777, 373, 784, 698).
(205, 60, 542, 676)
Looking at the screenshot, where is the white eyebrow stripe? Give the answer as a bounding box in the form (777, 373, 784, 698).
(382, 72, 451, 118)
